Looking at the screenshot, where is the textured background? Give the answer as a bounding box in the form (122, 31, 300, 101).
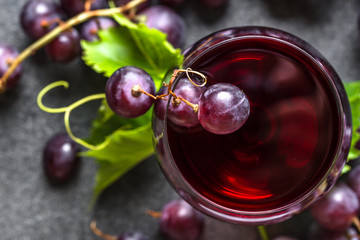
(0, 0, 359, 239)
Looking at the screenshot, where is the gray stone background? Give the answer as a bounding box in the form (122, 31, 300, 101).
(0, 0, 359, 239)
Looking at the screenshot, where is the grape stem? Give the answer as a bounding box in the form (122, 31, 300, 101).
(0, 0, 147, 93)
(131, 68, 207, 113)
(257, 226, 269, 240)
(146, 209, 162, 218)
(90, 221, 117, 240)
(353, 216, 360, 232)
(37, 81, 106, 150)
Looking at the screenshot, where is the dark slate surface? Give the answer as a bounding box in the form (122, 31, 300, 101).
(0, 0, 359, 239)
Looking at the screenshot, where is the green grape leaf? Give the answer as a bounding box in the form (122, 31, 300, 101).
(87, 100, 152, 145)
(82, 123, 154, 200)
(80, 13, 185, 199)
(344, 81, 360, 161)
(81, 13, 183, 87)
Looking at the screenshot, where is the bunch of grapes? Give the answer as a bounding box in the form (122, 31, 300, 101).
(1, 0, 194, 92)
(106, 66, 250, 135)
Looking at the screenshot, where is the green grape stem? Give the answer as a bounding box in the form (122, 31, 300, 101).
(257, 226, 269, 240)
(37, 81, 106, 150)
(0, 0, 147, 93)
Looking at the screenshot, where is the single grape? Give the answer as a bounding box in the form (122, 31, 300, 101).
(0, 44, 23, 90)
(105, 66, 155, 118)
(80, 17, 117, 42)
(154, 86, 168, 120)
(198, 0, 228, 8)
(140, 6, 186, 48)
(60, 0, 107, 17)
(310, 183, 359, 231)
(346, 165, 360, 200)
(45, 28, 81, 63)
(198, 83, 250, 135)
(168, 78, 205, 127)
(160, 199, 204, 240)
(118, 231, 149, 240)
(113, 0, 150, 11)
(20, 0, 64, 39)
(158, 0, 186, 7)
(43, 133, 80, 182)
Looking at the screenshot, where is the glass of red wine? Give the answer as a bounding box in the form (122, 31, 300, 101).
(153, 26, 352, 225)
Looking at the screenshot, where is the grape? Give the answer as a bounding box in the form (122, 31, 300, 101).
(158, 0, 186, 7)
(105, 66, 155, 118)
(117, 231, 149, 240)
(154, 86, 168, 120)
(168, 78, 205, 127)
(0, 44, 23, 90)
(113, 0, 150, 11)
(80, 17, 117, 42)
(45, 28, 81, 63)
(140, 6, 186, 48)
(20, 0, 64, 39)
(43, 133, 80, 182)
(198, 83, 250, 135)
(310, 184, 359, 231)
(60, 0, 107, 17)
(160, 199, 204, 240)
(346, 165, 360, 200)
(307, 223, 359, 240)
(198, 0, 228, 8)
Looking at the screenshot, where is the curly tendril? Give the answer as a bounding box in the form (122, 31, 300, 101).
(37, 81, 106, 150)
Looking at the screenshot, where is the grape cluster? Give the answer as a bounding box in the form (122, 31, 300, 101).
(1, 0, 190, 92)
(106, 66, 250, 135)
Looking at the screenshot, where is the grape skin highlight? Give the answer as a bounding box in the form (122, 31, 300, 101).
(198, 83, 250, 135)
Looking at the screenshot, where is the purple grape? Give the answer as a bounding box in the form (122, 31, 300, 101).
(105, 66, 155, 118)
(140, 6, 186, 48)
(43, 133, 80, 182)
(80, 17, 117, 42)
(160, 199, 204, 240)
(45, 28, 81, 63)
(346, 165, 360, 201)
(0, 44, 23, 90)
(168, 78, 205, 127)
(311, 184, 360, 231)
(154, 86, 168, 120)
(198, 83, 250, 135)
(20, 0, 64, 39)
(198, 0, 228, 8)
(308, 223, 359, 240)
(158, 0, 186, 7)
(117, 231, 149, 240)
(113, 0, 150, 11)
(60, 0, 107, 17)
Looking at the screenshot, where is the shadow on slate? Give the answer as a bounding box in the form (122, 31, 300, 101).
(261, 0, 336, 24)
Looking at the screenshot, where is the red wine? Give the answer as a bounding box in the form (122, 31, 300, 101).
(167, 37, 341, 212)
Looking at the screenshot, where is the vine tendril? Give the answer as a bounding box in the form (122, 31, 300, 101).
(37, 81, 106, 150)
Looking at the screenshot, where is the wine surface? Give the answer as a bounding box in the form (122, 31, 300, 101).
(167, 39, 340, 211)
